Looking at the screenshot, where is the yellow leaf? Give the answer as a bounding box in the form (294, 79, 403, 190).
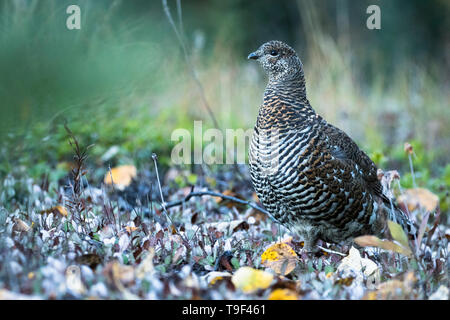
(387, 220, 410, 249)
(261, 242, 298, 275)
(397, 188, 439, 212)
(104, 165, 137, 190)
(55, 205, 68, 217)
(231, 267, 274, 293)
(125, 226, 139, 234)
(268, 288, 298, 300)
(40, 205, 69, 217)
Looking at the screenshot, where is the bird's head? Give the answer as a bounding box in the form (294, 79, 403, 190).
(248, 40, 304, 83)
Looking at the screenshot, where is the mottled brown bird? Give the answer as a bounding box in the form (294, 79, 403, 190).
(248, 40, 415, 252)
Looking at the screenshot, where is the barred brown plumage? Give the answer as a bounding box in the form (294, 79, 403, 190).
(248, 40, 416, 252)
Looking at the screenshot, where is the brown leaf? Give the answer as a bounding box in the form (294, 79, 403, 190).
(354, 235, 412, 256)
(75, 253, 103, 269)
(397, 188, 439, 212)
(13, 218, 32, 232)
(364, 272, 417, 300)
(233, 221, 250, 232)
(103, 165, 137, 190)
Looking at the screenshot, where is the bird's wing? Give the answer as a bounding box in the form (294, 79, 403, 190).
(321, 122, 388, 202)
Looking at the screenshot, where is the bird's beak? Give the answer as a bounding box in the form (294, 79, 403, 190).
(247, 51, 260, 60)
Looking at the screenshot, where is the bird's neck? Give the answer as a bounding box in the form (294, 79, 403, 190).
(265, 71, 308, 104)
(258, 73, 318, 130)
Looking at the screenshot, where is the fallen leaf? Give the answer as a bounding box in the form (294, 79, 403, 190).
(118, 233, 130, 253)
(40, 205, 68, 217)
(105, 261, 135, 285)
(13, 218, 32, 232)
(354, 235, 412, 257)
(135, 248, 155, 279)
(364, 272, 416, 300)
(336, 246, 380, 289)
(397, 188, 439, 212)
(55, 205, 68, 217)
(65, 265, 86, 296)
(107, 261, 140, 299)
(261, 242, 298, 276)
(268, 288, 298, 300)
(103, 165, 137, 190)
(75, 253, 103, 269)
(125, 226, 139, 234)
(215, 190, 247, 210)
(388, 220, 412, 252)
(231, 267, 274, 293)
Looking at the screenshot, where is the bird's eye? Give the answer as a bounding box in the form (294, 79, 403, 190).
(270, 50, 278, 56)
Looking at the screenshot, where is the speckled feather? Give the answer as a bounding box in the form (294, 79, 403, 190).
(248, 41, 415, 251)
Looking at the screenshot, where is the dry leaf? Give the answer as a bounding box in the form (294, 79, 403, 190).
(103, 165, 137, 190)
(268, 288, 298, 300)
(354, 235, 412, 256)
(108, 261, 140, 299)
(231, 267, 274, 293)
(55, 205, 68, 217)
(13, 218, 32, 232)
(74, 253, 103, 269)
(215, 190, 247, 210)
(398, 188, 439, 212)
(261, 242, 298, 276)
(336, 246, 380, 289)
(125, 226, 139, 234)
(108, 261, 135, 285)
(65, 265, 86, 296)
(40, 205, 68, 217)
(364, 272, 416, 300)
(135, 248, 155, 279)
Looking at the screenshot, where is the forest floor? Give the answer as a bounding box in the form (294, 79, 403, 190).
(0, 127, 448, 300)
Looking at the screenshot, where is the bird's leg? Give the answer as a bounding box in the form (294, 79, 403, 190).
(302, 234, 320, 256)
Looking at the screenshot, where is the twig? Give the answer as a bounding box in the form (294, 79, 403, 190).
(317, 245, 347, 257)
(151, 153, 191, 249)
(161, 189, 272, 220)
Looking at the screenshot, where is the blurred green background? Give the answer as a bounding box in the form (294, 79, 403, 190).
(0, 0, 449, 197)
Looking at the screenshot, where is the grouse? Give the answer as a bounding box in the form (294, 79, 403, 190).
(248, 40, 416, 252)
